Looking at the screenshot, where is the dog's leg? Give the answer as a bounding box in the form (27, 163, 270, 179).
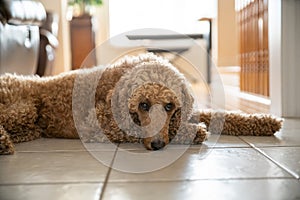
(189, 110, 283, 136)
(9, 127, 42, 144)
(0, 125, 15, 155)
(0, 100, 41, 147)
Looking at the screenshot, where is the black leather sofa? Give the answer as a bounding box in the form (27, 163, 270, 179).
(0, 0, 46, 75)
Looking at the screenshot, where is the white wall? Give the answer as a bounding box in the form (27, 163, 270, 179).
(94, 0, 110, 47)
(269, 0, 300, 117)
(217, 0, 239, 67)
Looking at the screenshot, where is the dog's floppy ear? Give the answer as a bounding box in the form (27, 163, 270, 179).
(105, 89, 114, 104)
(167, 83, 194, 142)
(179, 82, 194, 121)
(168, 108, 181, 142)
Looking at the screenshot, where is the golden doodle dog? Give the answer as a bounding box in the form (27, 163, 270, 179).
(0, 53, 282, 154)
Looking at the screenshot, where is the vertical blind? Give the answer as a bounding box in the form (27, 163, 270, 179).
(236, 0, 269, 96)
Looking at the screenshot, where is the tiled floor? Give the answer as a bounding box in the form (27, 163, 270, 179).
(1, 118, 300, 200)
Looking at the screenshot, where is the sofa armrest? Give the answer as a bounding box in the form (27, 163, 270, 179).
(0, 0, 46, 26)
(40, 29, 59, 48)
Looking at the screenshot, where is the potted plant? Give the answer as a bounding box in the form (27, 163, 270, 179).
(68, 0, 103, 17)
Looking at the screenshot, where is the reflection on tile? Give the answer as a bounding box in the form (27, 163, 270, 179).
(118, 143, 145, 151)
(0, 183, 102, 200)
(103, 179, 300, 200)
(240, 129, 300, 147)
(112, 148, 191, 173)
(109, 148, 291, 181)
(260, 147, 300, 177)
(204, 135, 250, 148)
(0, 151, 112, 184)
(83, 142, 119, 151)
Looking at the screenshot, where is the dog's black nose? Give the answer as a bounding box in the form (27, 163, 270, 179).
(151, 140, 166, 150)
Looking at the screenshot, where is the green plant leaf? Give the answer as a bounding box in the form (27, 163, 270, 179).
(68, 0, 103, 6)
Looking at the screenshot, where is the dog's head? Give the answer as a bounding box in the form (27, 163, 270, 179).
(110, 55, 194, 150)
(128, 83, 181, 150)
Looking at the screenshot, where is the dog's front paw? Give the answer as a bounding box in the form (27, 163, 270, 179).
(169, 123, 209, 145)
(0, 125, 15, 155)
(193, 123, 209, 144)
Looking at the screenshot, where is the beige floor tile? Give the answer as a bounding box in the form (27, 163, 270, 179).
(118, 135, 249, 151)
(260, 147, 300, 177)
(102, 179, 300, 200)
(14, 135, 248, 153)
(15, 138, 118, 152)
(282, 118, 300, 130)
(0, 151, 112, 184)
(109, 148, 291, 181)
(167, 135, 249, 150)
(0, 183, 103, 200)
(118, 143, 205, 152)
(15, 138, 85, 152)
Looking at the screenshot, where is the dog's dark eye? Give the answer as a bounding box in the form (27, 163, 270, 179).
(164, 103, 174, 111)
(139, 102, 150, 111)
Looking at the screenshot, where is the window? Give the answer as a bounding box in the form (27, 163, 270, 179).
(109, 0, 217, 37)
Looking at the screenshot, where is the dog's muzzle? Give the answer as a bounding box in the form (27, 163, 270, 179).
(150, 139, 166, 150)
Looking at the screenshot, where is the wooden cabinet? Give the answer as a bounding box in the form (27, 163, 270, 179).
(70, 15, 96, 70)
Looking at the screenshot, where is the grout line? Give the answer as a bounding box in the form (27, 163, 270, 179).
(239, 137, 300, 180)
(1, 177, 295, 187)
(240, 145, 300, 148)
(104, 176, 295, 184)
(98, 144, 119, 200)
(253, 146, 300, 180)
(0, 181, 105, 186)
(195, 146, 252, 149)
